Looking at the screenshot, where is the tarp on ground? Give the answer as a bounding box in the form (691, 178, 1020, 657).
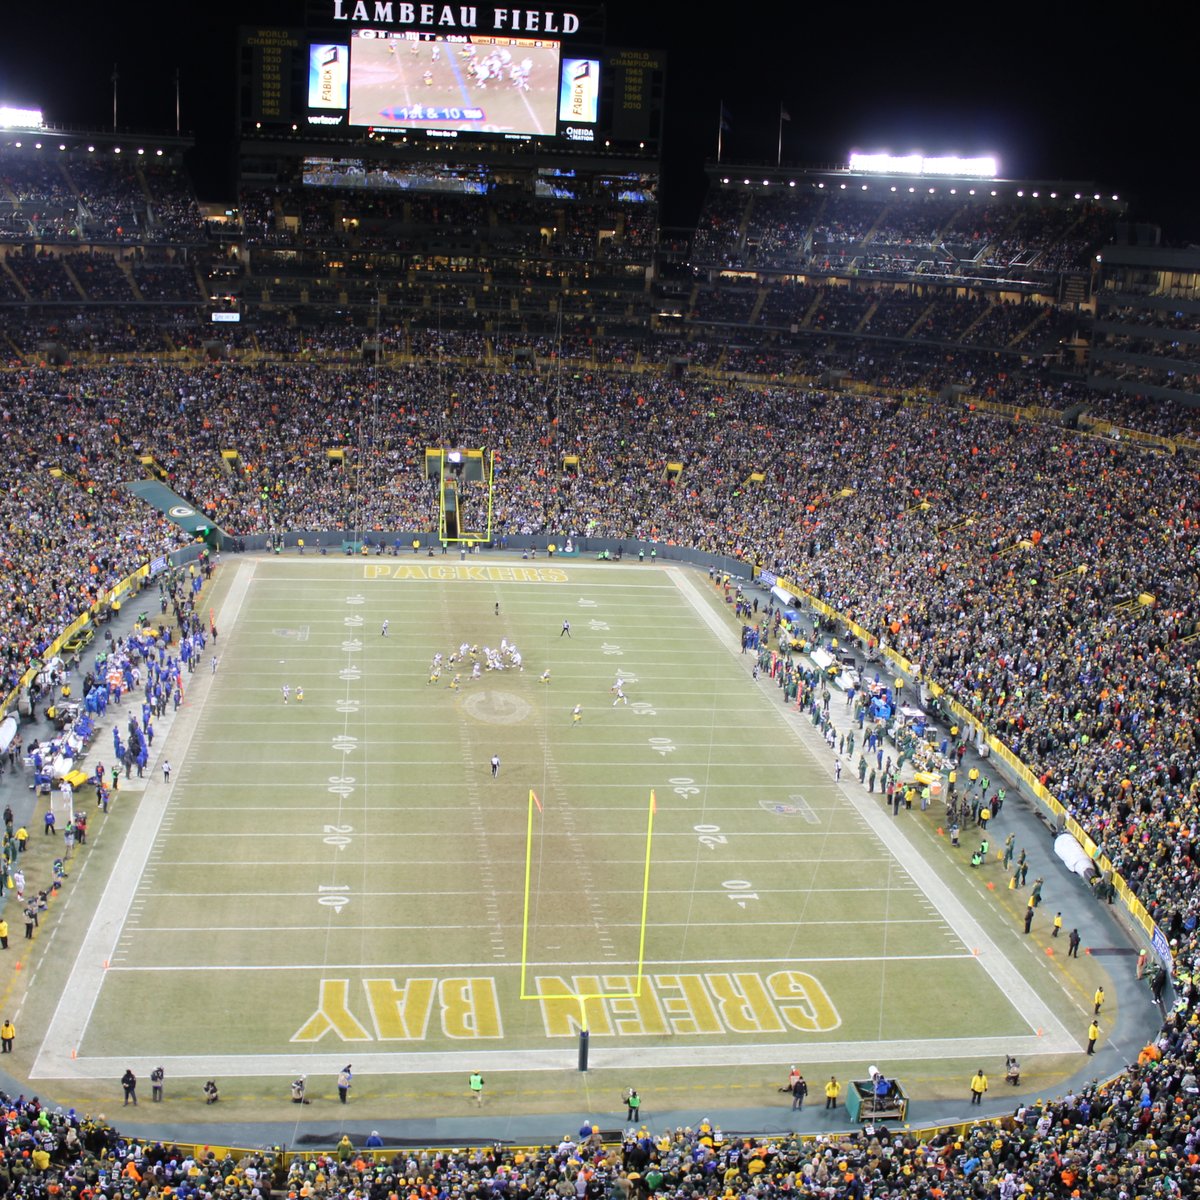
(123, 480, 228, 538)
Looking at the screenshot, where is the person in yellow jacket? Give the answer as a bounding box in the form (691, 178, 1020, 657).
(1, 1018, 14, 1052)
(824, 1076, 840, 1109)
(969, 1069, 988, 1104)
(0, 918, 7, 950)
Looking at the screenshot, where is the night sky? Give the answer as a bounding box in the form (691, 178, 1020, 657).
(2, 1, 1194, 237)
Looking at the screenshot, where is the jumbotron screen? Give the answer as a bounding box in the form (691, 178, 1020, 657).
(348, 29, 565, 135)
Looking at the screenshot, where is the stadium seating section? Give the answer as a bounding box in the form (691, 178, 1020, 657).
(3, 140, 1200, 1185)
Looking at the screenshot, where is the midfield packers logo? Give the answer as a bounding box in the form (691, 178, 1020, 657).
(292, 971, 840, 1041)
(363, 564, 567, 582)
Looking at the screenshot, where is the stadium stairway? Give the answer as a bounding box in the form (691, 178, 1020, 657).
(903, 299, 937, 339)
(853, 297, 879, 334)
(60, 258, 88, 300)
(0, 259, 30, 301)
(1006, 308, 1047, 349)
(123, 259, 144, 301)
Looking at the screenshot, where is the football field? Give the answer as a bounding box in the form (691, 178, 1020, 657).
(25, 556, 1084, 1112)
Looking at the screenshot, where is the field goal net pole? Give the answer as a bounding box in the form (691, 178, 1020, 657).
(520, 789, 657, 1071)
(437, 448, 495, 545)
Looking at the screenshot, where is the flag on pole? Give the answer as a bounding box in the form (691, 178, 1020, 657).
(780, 106, 791, 121)
(531, 789, 543, 813)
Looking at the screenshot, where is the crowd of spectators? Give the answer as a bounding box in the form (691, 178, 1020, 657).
(4, 251, 79, 301)
(141, 162, 207, 242)
(3, 327, 1200, 1190)
(131, 261, 202, 303)
(0, 306, 205, 359)
(68, 159, 145, 242)
(3, 1014, 1200, 1200)
(61, 251, 135, 302)
(691, 185, 1118, 285)
(680, 284, 1085, 362)
(1083, 393, 1200, 441)
(691, 189, 746, 267)
(0, 155, 79, 240)
(0, 150, 196, 246)
(2, 152, 1124, 381)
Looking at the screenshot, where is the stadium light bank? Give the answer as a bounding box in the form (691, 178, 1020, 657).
(0, 105, 45, 129)
(848, 152, 999, 178)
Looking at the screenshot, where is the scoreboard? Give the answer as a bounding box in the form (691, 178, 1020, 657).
(239, 3, 663, 152)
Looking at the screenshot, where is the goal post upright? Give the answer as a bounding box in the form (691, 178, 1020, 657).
(519, 788, 542, 1002)
(518, 787, 658, 1070)
(635, 790, 657, 993)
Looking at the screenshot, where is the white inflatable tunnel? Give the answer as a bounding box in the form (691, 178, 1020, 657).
(1054, 831, 1097, 880)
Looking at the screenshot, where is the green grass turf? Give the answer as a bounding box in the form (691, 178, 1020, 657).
(58, 558, 1080, 1080)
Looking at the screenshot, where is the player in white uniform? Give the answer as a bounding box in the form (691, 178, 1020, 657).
(510, 59, 532, 91)
(281, 684, 290, 704)
(612, 687, 628, 706)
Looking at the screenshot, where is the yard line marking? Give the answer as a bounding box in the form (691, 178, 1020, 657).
(170, 757, 815, 767)
(176, 787, 845, 795)
(120, 858, 894, 870)
(151, 829, 881, 839)
(33, 559, 258, 1078)
(97, 951, 974, 971)
(123, 916, 946, 933)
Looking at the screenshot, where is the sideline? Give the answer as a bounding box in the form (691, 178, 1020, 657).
(665, 567, 1076, 1053)
(31, 561, 258, 1080)
(26, 1030, 1056, 1081)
